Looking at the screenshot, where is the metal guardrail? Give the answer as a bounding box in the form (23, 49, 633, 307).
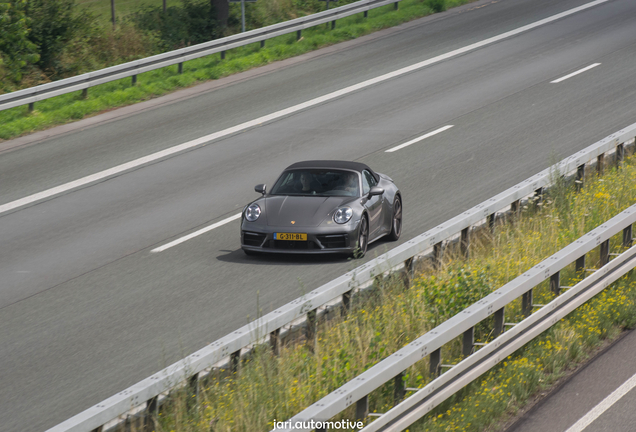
(0, 0, 399, 112)
(281, 203, 636, 432)
(47, 123, 636, 432)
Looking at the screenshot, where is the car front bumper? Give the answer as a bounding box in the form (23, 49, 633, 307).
(241, 222, 360, 254)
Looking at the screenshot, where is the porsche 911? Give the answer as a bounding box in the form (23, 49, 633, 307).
(240, 160, 402, 257)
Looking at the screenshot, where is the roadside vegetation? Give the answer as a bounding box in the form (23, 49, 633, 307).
(0, 0, 465, 141)
(144, 155, 636, 432)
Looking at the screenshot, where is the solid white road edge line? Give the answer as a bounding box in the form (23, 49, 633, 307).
(385, 125, 454, 152)
(0, 0, 610, 216)
(151, 213, 242, 253)
(564, 371, 636, 432)
(551, 63, 601, 83)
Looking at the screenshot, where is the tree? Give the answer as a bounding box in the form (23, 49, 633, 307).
(131, 0, 219, 50)
(0, 0, 40, 86)
(25, 0, 82, 74)
(211, 0, 228, 30)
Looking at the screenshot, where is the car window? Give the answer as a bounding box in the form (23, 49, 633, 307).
(362, 170, 376, 195)
(270, 169, 359, 197)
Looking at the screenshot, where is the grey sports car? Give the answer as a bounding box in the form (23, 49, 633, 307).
(240, 160, 402, 257)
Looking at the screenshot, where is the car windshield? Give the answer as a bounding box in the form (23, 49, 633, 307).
(270, 169, 360, 197)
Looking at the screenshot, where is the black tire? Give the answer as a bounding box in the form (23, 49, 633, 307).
(353, 216, 369, 259)
(387, 195, 402, 241)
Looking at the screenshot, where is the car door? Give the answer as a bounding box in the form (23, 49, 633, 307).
(362, 170, 383, 238)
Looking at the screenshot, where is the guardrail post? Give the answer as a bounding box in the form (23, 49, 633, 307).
(221, 51, 226, 60)
(494, 307, 505, 337)
(297, 30, 302, 41)
(600, 239, 610, 266)
(260, 40, 265, 48)
(617, 143, 625, 168)
(143, 396, 158, 432)
(429, 348, 441, 377)
(306, 309, 317, 350)
(576, 254, 586, 275)
(81, 88, 88, 99)
(576, 164, 585, 191)
(550, 271, 560, 296)
(433, 241, 443, 270)
(462, 327, 474, 357)
(178, 62, 183, 74)
(402, 257, 414, 287)
(533, 187, 543, 208)
(364, 10, 368, 17)
(522, 289, 533, 317)
(394, 371, 406, 404)
(132, 75, 137, 86)
(331, 20, 336, 29)
(188, 373, 199, 407)
(511, 199, 520, 217)
(460, 227, 470, 259)
(270, 328, 281, 355)
(230, 349, 241, 374)
(28, 102, 34, 112)
(356, 395, 369, 420)
(488, 213, 496, 233)
(394, 1, 398, 9)
(624, 224, 633, 248)
(597, 153, 605, 176)
(342, 289, 352, 316)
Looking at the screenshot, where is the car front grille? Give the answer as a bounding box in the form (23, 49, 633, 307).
(242, 231, 267, 247)
(316, 234, 348, 248)
(268, 240, 317, 250)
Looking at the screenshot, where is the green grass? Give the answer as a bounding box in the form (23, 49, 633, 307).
(0, 0, 473, 141)
(145, 157, 636, 432)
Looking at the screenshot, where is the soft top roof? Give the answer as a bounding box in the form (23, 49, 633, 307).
(284, 160, 379, 181)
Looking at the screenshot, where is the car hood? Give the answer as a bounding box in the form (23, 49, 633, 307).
(264, 195, 354, 227)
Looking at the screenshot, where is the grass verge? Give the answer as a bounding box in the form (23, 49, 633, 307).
(0, 0, 472, 141)
(139, 155, 636, 432)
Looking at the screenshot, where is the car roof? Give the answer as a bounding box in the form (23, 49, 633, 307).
(284, 160, 379, 181)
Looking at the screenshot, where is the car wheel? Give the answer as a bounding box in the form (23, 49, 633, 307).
(387, 195, 402, 241)
(353, 216, 368, 259)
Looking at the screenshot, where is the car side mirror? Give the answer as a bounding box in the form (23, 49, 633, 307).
(255, 184, 266, 195)
(368, 186, 384, 198)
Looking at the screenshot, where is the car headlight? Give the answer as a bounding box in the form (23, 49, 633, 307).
(245, 204, 261, 222)
(334, 207, 353, 224)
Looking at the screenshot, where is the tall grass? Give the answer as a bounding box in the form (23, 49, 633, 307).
(0, 0, 474, 140)
(143, 156, 636, 432)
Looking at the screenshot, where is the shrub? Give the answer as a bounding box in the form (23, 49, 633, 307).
(25, 0, 84, 76)
(130, 0, 220, 50)
(0, 0, 40, 88)
(426, 0, 446, 13)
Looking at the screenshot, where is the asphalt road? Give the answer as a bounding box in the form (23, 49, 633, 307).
(2, 0, 636, 430)
(507, 329, 636, 432)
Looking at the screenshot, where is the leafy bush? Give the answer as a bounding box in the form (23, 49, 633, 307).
(426, 0, 446, 13)
(0, 0, 40, 88)
(56, 21, 158, 77)
(130, 0, 220, 50)
(25, 0, 84, 75)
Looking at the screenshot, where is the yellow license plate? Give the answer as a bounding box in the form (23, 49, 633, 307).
(274, 232, 307, 241)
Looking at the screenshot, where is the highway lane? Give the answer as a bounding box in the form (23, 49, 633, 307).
(0, 0, 606, 206)
(506, 329, 636, 432)
(2, 0, 636, 430)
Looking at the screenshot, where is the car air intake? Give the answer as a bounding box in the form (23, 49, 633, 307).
(243, 231, 267, 247)
(316, 234, 348, 248)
